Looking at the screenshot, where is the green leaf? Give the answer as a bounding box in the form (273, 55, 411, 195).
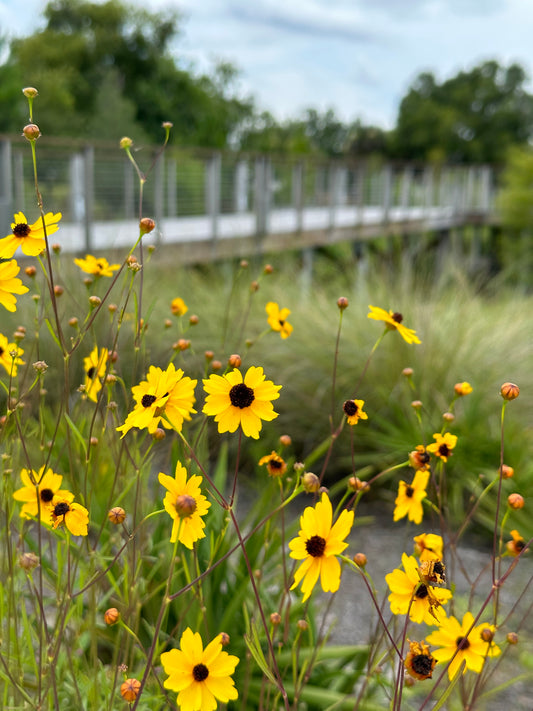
(64, 412, 88, 459)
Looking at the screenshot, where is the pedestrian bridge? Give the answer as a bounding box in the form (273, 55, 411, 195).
(0, 138, 496, 263)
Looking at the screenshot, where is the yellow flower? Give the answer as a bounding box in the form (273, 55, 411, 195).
(83, 346, 108, 402)
(161, 627, 239, 711)
(506, 529, 526, 557)
(13, 466, 74, 520)
(202, 366, 281, 440)
(289, 492, 354, 602)
(171, 297, 188, 316)
(426, 612, 501, 679)
(404, 640, 436, 680)
(258, 451, 287, 477)
(50, 495, 89, 536)
(0, 333, 24, 376)
(427, 432, 457, 462)
(408, 445, 431, 471)
(74, 254, 120, 277)
(393, 469, 430, 525)
(265, 301, 293, 339)
(0, 260, 29, 312)
(159, 462, 211, 548)
(342, 398, 368, 425)
(0, 211, 62, 258)
(454, 381, 473, 396)
(367, 305, 421, 344)
(117, 363, 197, 438)
(413, 533, 444, 562)
(385, 553, 452, 624)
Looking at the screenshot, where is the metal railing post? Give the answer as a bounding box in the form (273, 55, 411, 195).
(292, 161, 304, 232)
(382, 164, 392, 223)
(167, 158, 177, 218)
(254, 156, 270, 237)
(206, 152, 221, 243)
(83, 146, 94, 252)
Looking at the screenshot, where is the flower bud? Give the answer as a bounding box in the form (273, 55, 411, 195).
(402, 367, 413, 377)
(108, 303, 118, 313)
(120, 136, 133, 149)
(108, 507, 126, 524)
(250, 280, 259, 292)
(139, 217, 155, 235)
(53, 285, 64, 296)
(162, 121, 173, 130)
(19, 551, 39, 571)
(173, 339, 191, 352)
(442, 412, 455, 422)
(270, 612, 282, 626)
(240, 259, 248, 269)
(279, 434, 292, 447)
(175, 494, 197, 518)
(411, 400, 423, 409)
(501, 382, 519, 401)
(189, 314, 199, 326)
(32, 360, 48, 374)
(480, 627, 494, 643)
(501, 464, 514, 479)
(353, 552, 367, 567)
(120, 678, 141, 703)
(264, 264, 273, 274)
(297, 619, 308, 631)
(228, 354, 241, 368)
(507, 632, 518, 645)
(205, 350, 214, 362)
(337, 296, 348, 310)
(211, 360, 222, 371)
(454, 381, 472, 396)
(302, 472, 320, 492)
(25, 265, 36, 277)
(23, 123, 41, 141)
(89, 295, 101, 308)
(152, 428, 166, 441)
(104, 607, 120, 625)
(22, 87, 38, 98)
(219, 632, 230, 646)
(348, 476, 369, 492)
(52, 243, 61, 254)
(508, 493, 524, 510)
(68, 317, 79, 328)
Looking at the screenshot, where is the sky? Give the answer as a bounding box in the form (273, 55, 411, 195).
(1, 0, 533, 128)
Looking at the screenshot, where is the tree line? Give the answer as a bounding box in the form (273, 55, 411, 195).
(1, 0, 533, 165)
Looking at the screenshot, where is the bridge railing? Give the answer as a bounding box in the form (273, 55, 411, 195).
(0, 136, 496, 254)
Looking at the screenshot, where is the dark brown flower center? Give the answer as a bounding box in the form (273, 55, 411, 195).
(40, 488, 54, 503)
(305, 534, 326, 557)
(141, 394, 157, 408)
(13, 222, 31, 237)
(53, 501, 71, 517)
(86, 366, 96, 378)
(405, 485, 414, 498)
(411, 653, 434, 676)
(229, 383, 255, 409)
(433, 561, 445, 578)
(415, 583, 429, 599)
(192, 663, 209, 682)
(456, 636, 470, 650)
(0, 347, 4, 356)
(343, 400, 358, 417)
(438, 444, 450, 457)
(269, 459, 283, 470)
(419, 451, 430, 464)
(392, 312, 403, 323)
(515, 540, 525, 551)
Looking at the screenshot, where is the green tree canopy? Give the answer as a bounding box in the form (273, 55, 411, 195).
(0, 0, 253, 146)
(391, 61, 533, 164)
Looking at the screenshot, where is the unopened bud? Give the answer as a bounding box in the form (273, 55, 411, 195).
(402, 367, 413, 377)
(25, 265, 36, 277)
(348, 476, 369, 493)
(68, 317, 79, 328)
(228, 354, 241, 368)
(508, 493, 524, 510)
(302, 472, 320, 493)
(205, 350, 214, 362)
(173, 339, 191, 352)
(411, 400, 423, 409)
(250, 280, 259, 292)
(279, 434, 292, 447)
(22, 87, 38, 98)
(501, 382, 519, 401)
(152, 428, 166, 441)
(454, 381, 472, 396)
(270, 612, 282, 626)
(120, 678, 141, 703)
(480, 628, 494, 643)
(162, 121, 173, 130)
(442, 412, 455, 422)
(297, 619, 308, 631)
(19, 551, 39, 571)
(264, 264, 273, 274)
(240, 259, 249, 269)
(108, 505, 127, 525)
(52, 243, 61, 254)
(353, 552, 367, 567)
(211, 360, 222, 371)
(23, 123, 41, 141)
(139, 217, 155, 235)
(89, 295, 101, 308)
(104, 607, 120, 625)
(501, 464, 514, 479)
(120, 136, 133, 149)
(53, 285, 64, 296)
(219, 632, 230, 646)
(507, 632, 518, 645)
(175, 494, 197, 518)
(32, 360, 48, 374)
(337, 296, 349, 310)
(189, 314, 199, 326)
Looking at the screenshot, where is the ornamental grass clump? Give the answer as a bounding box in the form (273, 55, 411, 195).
(1, 87, 532, 711)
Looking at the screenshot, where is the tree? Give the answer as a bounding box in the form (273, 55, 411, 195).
(392, 61, 533, 163)
(0, 0, 253, 147)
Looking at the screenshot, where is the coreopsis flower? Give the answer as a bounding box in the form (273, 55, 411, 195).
(0, 260, 29, 312)
(506, 529, 526, 557)
(427, 432, 457, 462)
(83, 346, 108, 402)
(265, 301, 293, 339)
(50, 495, 89, 536)
(289, 492, 354, 602)
(161, 627, 239, 711)
(158, 462, 211, 548)
(343, 399, 368, 425)
(367, 305, 421, 344)
(393, 470, 430, 525)
(404, 640, 436, 680)
(258, 451, 287, 477)
(0, 333, 24, 376)
(74, 254, 120, 277)
(13, 466, 74, 521)
(385, 553, 452, 624)
(408, 445, 431, 472)
(0, 211, 62, 258)
(413, 533, 444, 562)
(454, 381, 473, 396)
(426, 612, 501, 679)
(171, 297, 188, 317)
(117, 363, 197, 438)
(202, 366, 281, 440)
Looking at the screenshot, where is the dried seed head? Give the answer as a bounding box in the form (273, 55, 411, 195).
(19, 551, 40, 571)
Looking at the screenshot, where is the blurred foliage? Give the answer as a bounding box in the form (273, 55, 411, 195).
(391, 61, 533, 164)
(497, 147, 533, 230)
